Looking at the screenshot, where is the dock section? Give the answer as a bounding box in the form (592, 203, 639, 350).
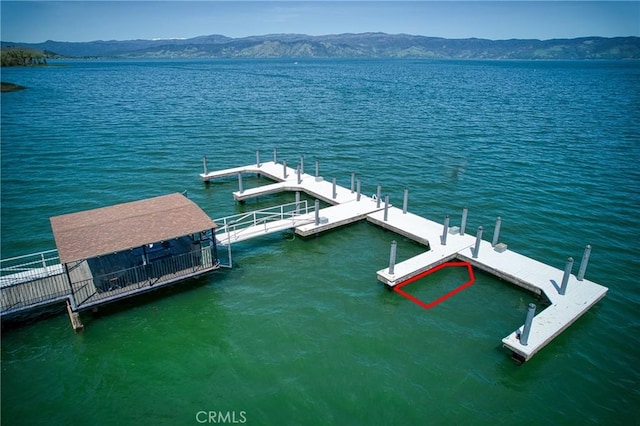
(203, 157, 608, 363)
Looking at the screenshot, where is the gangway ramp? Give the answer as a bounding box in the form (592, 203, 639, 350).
(214, 201, 314, 246)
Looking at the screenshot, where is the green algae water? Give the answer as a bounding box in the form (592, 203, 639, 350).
(1, 59, 639, 425)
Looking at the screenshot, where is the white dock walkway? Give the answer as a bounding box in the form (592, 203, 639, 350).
(203, 160, 608, 362)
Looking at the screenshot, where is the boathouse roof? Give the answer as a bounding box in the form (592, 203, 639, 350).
(50, 193, 217, 264)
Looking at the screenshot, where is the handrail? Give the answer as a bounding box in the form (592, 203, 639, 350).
(214, 200, 309, 239)
(1, 249, 61, 279)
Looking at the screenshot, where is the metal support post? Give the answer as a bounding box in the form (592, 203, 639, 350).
(256, 150, 261, 167)
(473, 226, 483, 258)
(520, 303, 536, 346)
(356, 179, 361, 201)
(315, 199, 320, 226)
(295, 192, 301, 214)
(300, 155, 304, 174)
(297, 165, 301, 184)
(376, 184, 382, 208)
(577, 245, 591, 281)
(273, 147, 277, 163)
(332, 178, 337, 199)
(384, 195, 389, 221)
(238, 173, 244, 194)
(202, 155, 208, 175)
(492, 216, 502, 246)
(315, 160, 319, 178)
(283, 160, 287, 178)
(351, 172, 355, 193)
(460, 207, 468, 236)
(402, 188, 408, 214)
(560, 257, 574, 295)
(441, 215, 450, 245)
(389, 240, 397, 275)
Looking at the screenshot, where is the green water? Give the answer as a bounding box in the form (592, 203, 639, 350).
(1, 59, 639, 424)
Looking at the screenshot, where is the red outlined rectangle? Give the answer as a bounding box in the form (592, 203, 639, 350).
(393, 261, 475, 309)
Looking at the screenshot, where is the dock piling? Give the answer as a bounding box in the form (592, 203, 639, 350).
(332, 178, 337, 199)
(300, 156, 304, 175)
(492, 216, 502, 246)
(315, 160, 319, 179)
(356, 179, 362, 201)
(460, 207, 468, 236)
(520, 303, 536, 346)
(577, 245, 591, 281)
(560, 257, 574, 295)
(238, 173, 244, 194)
(384, 195, 389, 221)
(402, 188, 408, 214)
(256, 150, 261, 167)
(376, 185, 382, 208)
(283, 160, 288, 178)
(441, 215, 450, 245)
(315, 199, 320, 225)
(389, 240, 397, 275)
(295, 192, 301, 214)
(351, 172, 355, 193)
(202, 155, 208, 175)
(297, 165, 301, 184)
(66, 300, 83, 332)
(473, 226, 483, 258)
(273, 147, 277, 163)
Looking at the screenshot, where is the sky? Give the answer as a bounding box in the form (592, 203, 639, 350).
(1, 1, 639, 43)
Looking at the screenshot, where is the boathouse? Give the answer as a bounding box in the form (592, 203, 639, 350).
(50, 193, 219, 312)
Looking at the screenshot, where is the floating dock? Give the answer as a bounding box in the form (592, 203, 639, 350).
(201, 155, 608, 363)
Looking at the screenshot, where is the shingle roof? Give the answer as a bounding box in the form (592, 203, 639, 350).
(50, 193, 217, 264)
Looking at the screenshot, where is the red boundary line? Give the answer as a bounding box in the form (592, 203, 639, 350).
(393, 261, 475, 309)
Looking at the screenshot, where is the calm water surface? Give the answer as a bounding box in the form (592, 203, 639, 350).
(1, 59, 639, 425)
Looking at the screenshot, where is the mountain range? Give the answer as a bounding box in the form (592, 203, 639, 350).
(3, 33, 640, 60)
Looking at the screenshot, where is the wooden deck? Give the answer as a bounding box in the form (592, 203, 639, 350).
(203, 160, 608, 362)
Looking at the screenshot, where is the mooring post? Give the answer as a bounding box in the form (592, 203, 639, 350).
(560, 257, 574, 295)
(402, 188, 408, 214)
(441, 215, 450, 245)
(384, 194, 390, 221)
(300, 155, 304, 175)
(256, 150, 261, 167)
(283, 160, 287, 178)
(315, 199, 320, 225)
(356, 179, 362, 201)
(295, 191, 301, 214)
(577, 244, 591, 281)
(389, 240, 397, 275)
(473, 226, 483, 258)
(351, 172, 355, 193)
(376, 184, 382, 208)
(460, 207, 468, 236)
(315, 160, 319, 178)
(238, 173, 244, 194)
(520, 303, 536, 346)
(273, 147, 277, 163)
(202, 155, 208, 175)
(492, 216, 502, 246)
(297, 164, 301, 184)
(332, 178, 337, 199)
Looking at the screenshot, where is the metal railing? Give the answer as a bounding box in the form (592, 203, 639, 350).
(214, 200, 311, 243)
(1, 249, 63, 287)
(73, 244, 218, 308)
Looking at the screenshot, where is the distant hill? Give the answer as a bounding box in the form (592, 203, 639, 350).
(2, 33, 639, 60)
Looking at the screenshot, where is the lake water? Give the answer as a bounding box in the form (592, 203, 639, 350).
(1, 58, 639, 424)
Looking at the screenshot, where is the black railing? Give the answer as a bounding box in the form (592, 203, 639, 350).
(74, 246, 217, 308)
